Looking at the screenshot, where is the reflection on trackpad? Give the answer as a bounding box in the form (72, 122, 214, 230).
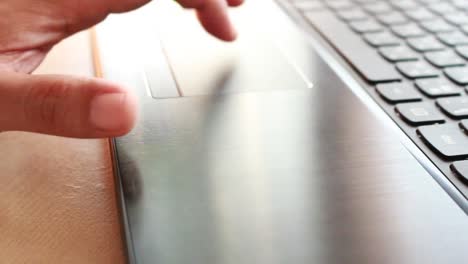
(155, 2, 310, 97)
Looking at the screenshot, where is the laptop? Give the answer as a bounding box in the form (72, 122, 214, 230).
(94, 0, 468, 263)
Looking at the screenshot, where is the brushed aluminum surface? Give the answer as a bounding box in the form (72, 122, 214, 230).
(96, 1, 468, 263)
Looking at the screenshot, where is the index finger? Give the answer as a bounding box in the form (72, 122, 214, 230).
(176, 0, 238, 41)
(227, 0, 244, 7)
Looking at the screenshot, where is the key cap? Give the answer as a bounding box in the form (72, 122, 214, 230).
(376, 82, 422, 103)
(391, 0, 420, 10)
(427, 2, 458, 15)
(376, 12, 408, 25)
(364, 32, 401, 47)
(415, 78, 462, 97)
(452, 0, 468, 11)
(417, 124, 468, 159)
(397, 102, 445, 125)
(391, 23, 427, 38)
(396, 61, 439, 79)
(455, 46, 468, 60)
(437, 32, 468, 46)
(352, 0, 379, 4)
(337, 9, 369, 21)
(363, 2, 393, 14)
(420, 20, 456, 33)
(450, 161, 468, 183)
(424, 50, 465, 68)
(444, 67, 468, 85)
(437, 97, 468, 119)
(326, 0, 355, 10)
(407, 36, 445, 52)
(404, 8, 436, 22)
(305, 12, 402, 83)
(461, 25, 468, 35)
(292, 1, 325, 11)
(349, 20, 384, 33)
(443, 12, 468, 26)
(417, 0, 441, 3)
(379, 46, 419, 62)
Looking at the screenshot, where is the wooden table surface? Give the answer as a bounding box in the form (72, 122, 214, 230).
(0, 31, 126, 263)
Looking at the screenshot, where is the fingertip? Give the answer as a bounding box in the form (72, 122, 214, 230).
(197, 11, 238, 42)
(89, 89, 138, 137)
(227, 0, 244, 7)
(115, 90, 138, 136)
(84, 78, 138, 136)
(90, 78, 132, 94)
(217, 26, 238, 42)
(178, 0, 240, 42)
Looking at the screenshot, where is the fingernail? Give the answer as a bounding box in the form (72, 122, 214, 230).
(221, 25, 237, 42)
(89, 93, 135, 132)
(229, 26, 238, 41)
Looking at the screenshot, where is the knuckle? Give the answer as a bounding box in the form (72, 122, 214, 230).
(23, 79, 71, 132)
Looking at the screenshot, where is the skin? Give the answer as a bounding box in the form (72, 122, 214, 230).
(0, 0, 243, 138)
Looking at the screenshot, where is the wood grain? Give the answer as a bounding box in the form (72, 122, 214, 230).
(0, 31, 126, 264)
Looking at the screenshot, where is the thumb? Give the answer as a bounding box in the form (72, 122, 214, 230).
(0, 72, 137, 138)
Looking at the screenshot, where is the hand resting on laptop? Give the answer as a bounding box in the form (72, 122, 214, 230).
(0, 0, 243, 138)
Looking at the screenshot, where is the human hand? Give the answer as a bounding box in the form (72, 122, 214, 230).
(0, 0, 243, 138)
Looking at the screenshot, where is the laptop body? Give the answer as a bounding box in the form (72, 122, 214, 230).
(95, 0, 468, 263)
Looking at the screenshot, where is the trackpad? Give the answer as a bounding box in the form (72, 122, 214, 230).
(154, 1, 310, 97)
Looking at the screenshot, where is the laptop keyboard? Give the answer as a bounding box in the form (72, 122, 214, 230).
(281, 0, 468, 198)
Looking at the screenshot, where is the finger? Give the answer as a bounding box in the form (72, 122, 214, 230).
(227, 0, 244, 7)
(177, 0, 237, 41)
(0, 72, 137, 138)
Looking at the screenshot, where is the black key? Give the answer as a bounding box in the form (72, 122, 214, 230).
(363, 2, 393, 14)
(420, 20, 456, 33)
(396, 61, 439, 79)
(305, 12, 402, 83)
(292, 1, 325, 11)
(337, 9, 369, 21)
(455, 46, 468, 60)
(349, 20, 384, 33)
(437, 97, 468, 118)
(444, 67, 468, 85)
(364, 32, 401, 47)
(443, 12, 468, 26)
(450, 161, 468, 183)
(391, 23, 427, 38)
(326, 0, 355, 10)
(376, 12, 408, 25)
(427, 3, 458, 15)
(407, 36, 445, 52)
(437, 32, 468, 46)
(417, 124, 468, 159)
(396, 102, 445, 125)
(424, 50, 465, 68)
(376, 82, 422, 103)
(415, 78, 462, 97)
(404, 8, 436, 22)
(379, 46, 419, 62)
